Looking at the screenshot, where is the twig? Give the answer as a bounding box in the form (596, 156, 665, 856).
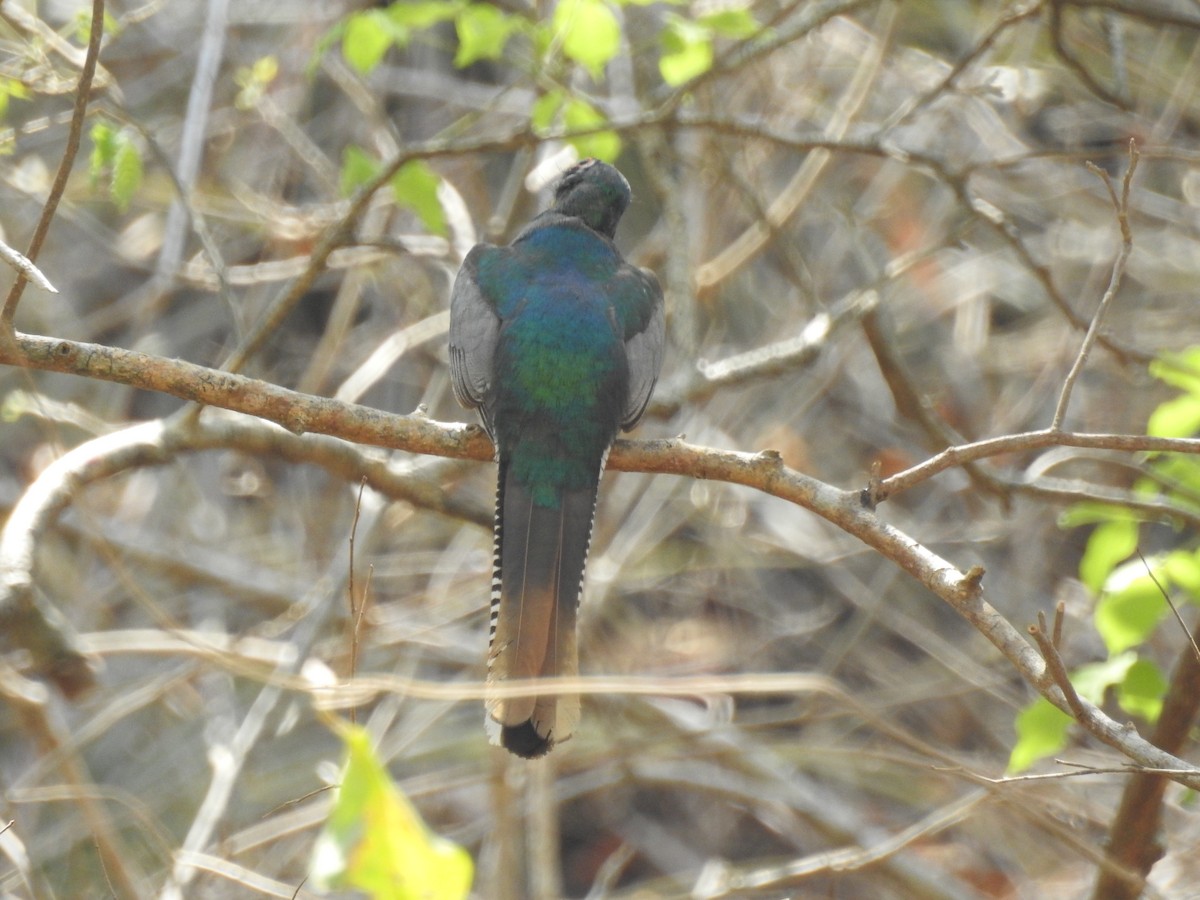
(347, 477, 372, 723)
(1049, 1, 1127, 108)
(1029, 618, 1089, 722)
(153, 0, 229, 283)
(687, 789, 987, 897)
(160, 520, 364, 898)
(879, 427, 1200, 500)
(692, 3, 891, 292)
(1138, 549, 1200, 665)
(0, 239, 57, 294)
(884, 0, 1046, 131)
(652, 289, 878, 418)
(0, 0, 105, 327)
(1051, 141, 1139, 430)
(0, 663, 144, 899)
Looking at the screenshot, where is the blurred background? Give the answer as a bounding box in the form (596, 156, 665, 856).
(2, 0, 1200, 897)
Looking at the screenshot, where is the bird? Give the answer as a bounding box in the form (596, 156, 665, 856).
(449, 158, 665, 758)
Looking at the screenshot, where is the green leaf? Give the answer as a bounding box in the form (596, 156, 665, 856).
(90, 124, 142, 211)
(391, 160, 447, 236)
(1070, 650, 1138, 704)
(1095, 572, 1167, 655)
(531, 90, 565, 132)
(1142, 456, 1200, 512)
(1079, 519, 1138, 594)
(73, 9, 121, 44)
(1149, 348, 1200, 396)
(234, 55, 278, 109)
(340, 145, 380, 196)
(343, 9, 397, 75)
(700, 8, 759, 39)
(455, 4, 521, 68)
(1058, 501, 1140, 529)
(1008, 697, 1072, 772)
(563, 96, 621, 162)
(659, 16, 713, 86)
(90, 122, 117, 184)
(110, 135, 143, 212)
(1163, 549, 1200, 599)
(553, 0, 621, 80)
(389, 0, 462, 30)
(311, 725, 473, 899)
(1117, 659, 1166, 722)
(0, 77, 29, 121)
(1147, 393, 1200, 438)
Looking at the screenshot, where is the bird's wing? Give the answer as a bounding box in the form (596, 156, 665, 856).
(619, 266, 666, 429)
(448, 245, 501, 427)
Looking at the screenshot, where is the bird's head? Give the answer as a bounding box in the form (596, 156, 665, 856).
(551, 158, 632, 238)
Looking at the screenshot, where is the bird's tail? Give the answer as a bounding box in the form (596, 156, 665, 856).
(485, 458, 599, 758)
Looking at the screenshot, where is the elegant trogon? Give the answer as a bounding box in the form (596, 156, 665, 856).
(449, 158, 665, 758)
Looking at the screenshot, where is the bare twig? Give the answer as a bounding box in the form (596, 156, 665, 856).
(1137, 549, 1200, 665)
(1049, 1, 1127, 108)
(692, 4, 892, 292)
(1051, 141, 1139, 430)
(0, 239, 57, 294)
(879, 427, 1200, 500)
(0, 0, 105, 327)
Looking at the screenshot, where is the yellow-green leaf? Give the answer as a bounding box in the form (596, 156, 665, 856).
(110, 136, 142, 212)
(344, 9, 396, 75)
(1147, 393, 1200, 438)
(1095, 572, 1167, 655)
(531, 90, 565, 133)
(391, 160, 447, 236)
(90, 122, 117, 183)
(1163, 549, 1200, 599)
(553, 0, 621, 80)
(660, 16, 712, 86)
(700, 8, 759, 39)
(1070, 651, 1138, 704)
(311, 725, 473, 900)
(1008, 697, 1072, 772)
(340, 145, 380, 196)
(455, 4, 521, 68)
(563, 96, 621, 162)
(1117, 659, 1166, 722)
(1079, 518, 1138, 594)
(1149, 348, 1200, 396)
(389, 0, 461, 31)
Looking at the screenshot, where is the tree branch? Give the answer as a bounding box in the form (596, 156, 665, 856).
(3, 327, 1199, 789)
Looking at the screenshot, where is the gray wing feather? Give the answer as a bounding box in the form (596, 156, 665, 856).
(621, 268, 666, 429)
(448, 245, 500, 428)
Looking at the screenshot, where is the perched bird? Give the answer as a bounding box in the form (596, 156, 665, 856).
(449, 159, 665, 758)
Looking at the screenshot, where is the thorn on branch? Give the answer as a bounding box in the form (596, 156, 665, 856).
(960, 565, 985, 595)
(861, 460, 884, 510)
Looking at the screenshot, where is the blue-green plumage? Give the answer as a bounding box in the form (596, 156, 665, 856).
(449, 159, 664, 757)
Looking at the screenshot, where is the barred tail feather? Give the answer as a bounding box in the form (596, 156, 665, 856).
(485, 458, 599, 758)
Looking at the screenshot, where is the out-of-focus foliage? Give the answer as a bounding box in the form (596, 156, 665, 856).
(1013, 350, 1200, 768)
(3, 1, 1200, 898)
(311, 723, 473, 899)
(88, 122, 143, 212)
